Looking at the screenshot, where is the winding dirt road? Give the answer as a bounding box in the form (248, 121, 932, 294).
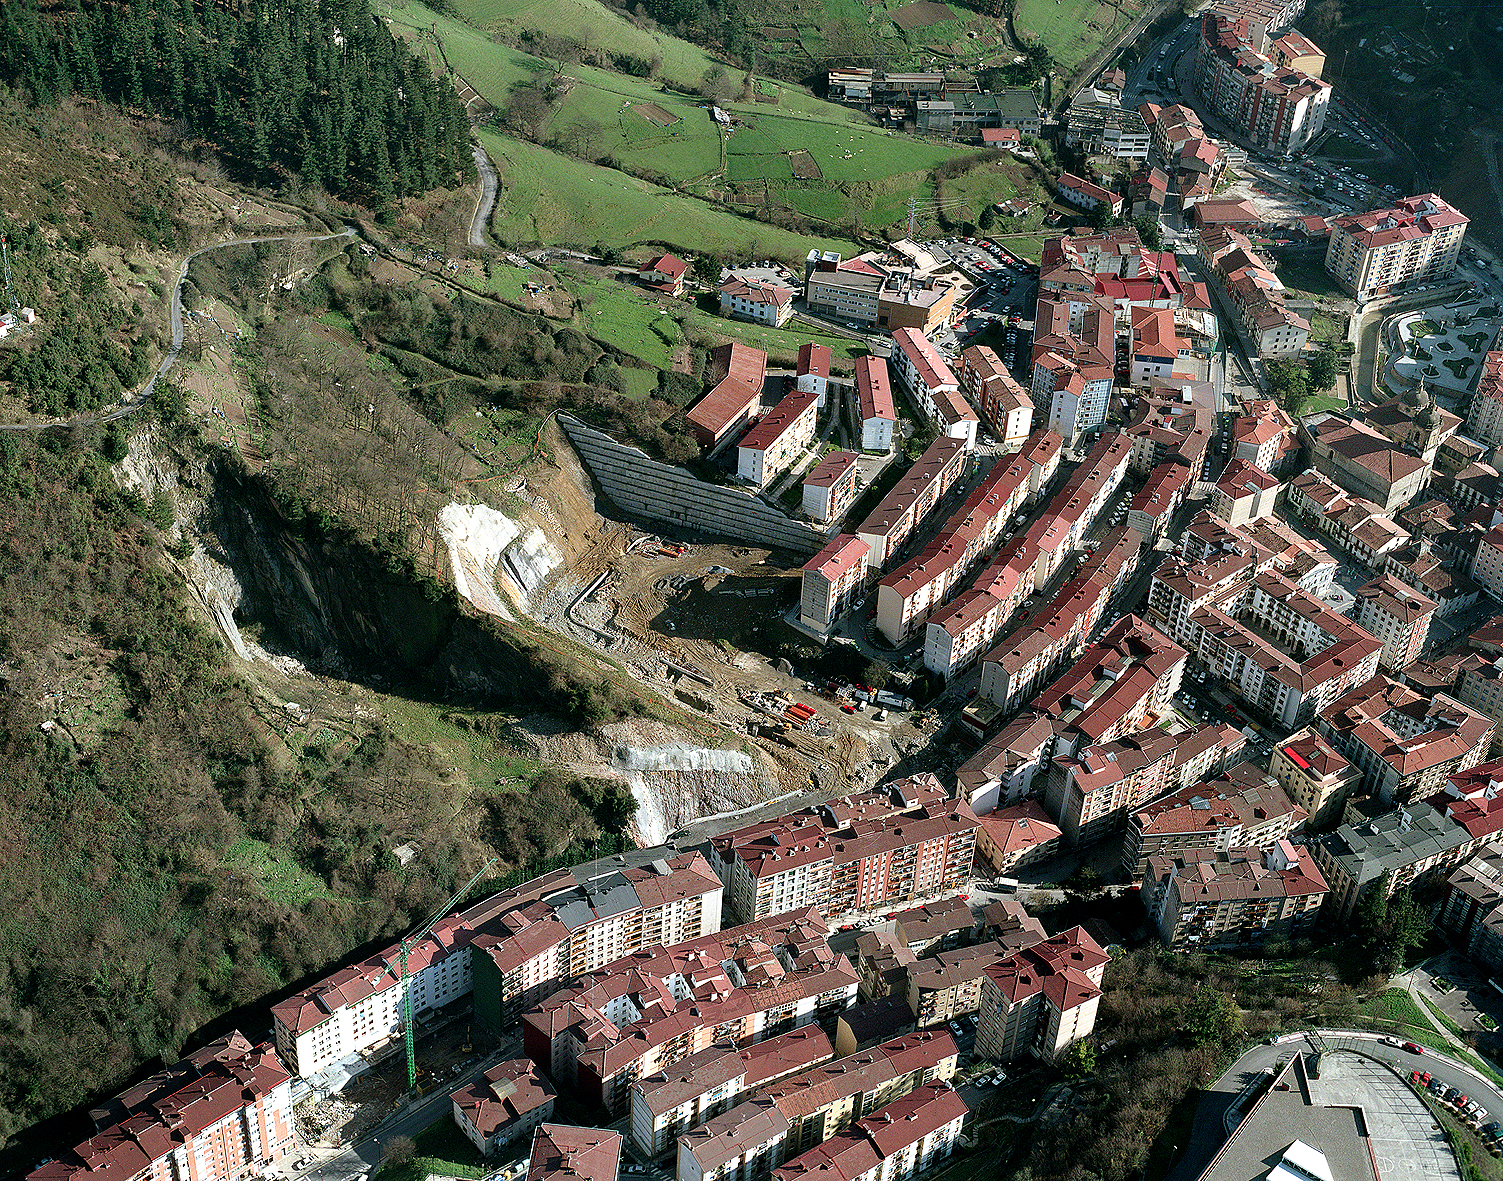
(0, 227, 356, 431)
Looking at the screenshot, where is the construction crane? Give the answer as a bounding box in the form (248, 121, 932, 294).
(397, 857, 498, 1094)
(1, 235, 18, 313)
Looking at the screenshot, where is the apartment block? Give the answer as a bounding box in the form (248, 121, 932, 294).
(802, 451, 861, 525)
(976, 549, 1140, 716)
(959, 345, 1034, 446)
(689, 344, 769, 452)
(29, 1032, 293, 1181)
(798, 535, 870, 633)
(1195, 12, 1331, 155)
(1142, 841, 1327, 951)
(1351, 573, 1436, 672)
(521, 909, 858, 1115)
(836, 999, 919, 1057)
(1031, 294, 1115, 447)
(1468, 352, 1503, 451)
(528, 1124, 621, 1181)
(856, 355, 896, 453)
(1198, 225, 1309, 359)
(1308, 805, 1475, 921)
(975, 801, 1064, 875)
(1146, 521, 1383, 730)
(761, 1030, 960, 1160)
(877, 454, 1033, 645)
(974, 927, 1108, 1064)
(679, 1098, 789, 1181)
(739, 387, 820, 489)
(772, 1083, 967, 1181)
(277, 848, 722, 1077)
(906, 938, 1040, 1026)
(1231, 397, 1298, 475)
(956, 713, 1056, 815)
(893, 896, 979, 956)
(1210, 459, 1283, 528)
(1046, 730, 1179, 848)
(1039, 613, 1187, 757)
(1472, 523, 1503, 601)
(631, 1045, 747, 1159)
(855, 437, 967, 568)
(1268, 726, 1362, 828)
(1124, 394, 1212, 478)
(453, 1059, 557, 1156)
(1316, 675, 1494, 806)
(891, 327, 971, 446)
(1121, 765, 1306, 880)
(708, 777, 978, 927)
(1324, 194, 1468, 302)
(720, 277, 794, 327)
(1126, 459, 1195, 543)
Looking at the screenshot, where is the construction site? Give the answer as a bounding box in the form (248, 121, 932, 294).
(434, 421, 952, 843)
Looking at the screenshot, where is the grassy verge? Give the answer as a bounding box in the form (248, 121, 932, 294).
(378, 1114, 486, 1181)
(1356, 988, 1503, 1088)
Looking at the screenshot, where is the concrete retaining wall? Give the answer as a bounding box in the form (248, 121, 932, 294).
(558, 415, 826, 554)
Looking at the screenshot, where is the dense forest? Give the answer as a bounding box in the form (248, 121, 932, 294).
(0, 0, 473, 203)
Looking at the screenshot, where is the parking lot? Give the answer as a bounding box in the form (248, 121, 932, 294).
(1406, 952, 1503, 1062)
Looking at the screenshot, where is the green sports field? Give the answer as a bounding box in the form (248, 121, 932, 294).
(478, 127, 857, 258)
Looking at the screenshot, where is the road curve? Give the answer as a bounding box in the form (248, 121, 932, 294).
(0, 227, 357, 432)
(1168, 1028, 1503, 1181)
(469, 145, 497, 248)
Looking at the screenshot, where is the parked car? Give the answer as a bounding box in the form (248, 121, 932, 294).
(1404, 1042, 1424, 1055)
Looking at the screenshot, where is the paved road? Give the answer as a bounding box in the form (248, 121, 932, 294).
(1167, 1029, 1503, 1181)
(0, 228, 356, 433)
(469, 145, 498, 248)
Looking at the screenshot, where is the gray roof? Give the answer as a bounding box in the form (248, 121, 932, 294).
(1315, 805, 1471, 889)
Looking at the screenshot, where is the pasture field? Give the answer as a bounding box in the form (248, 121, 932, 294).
(1014, 0, 1143, 72)
(570, 275, 683, 370)
(729, 113, 967, 184)
(445, 0, 721, 88)
(478, 127, 857, 258)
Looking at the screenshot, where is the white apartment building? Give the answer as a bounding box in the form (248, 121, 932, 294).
(1473, 524, 1503, 602)
(274, 851, 723, 1078)
(1033, 351, 1111, 448)
(891, 327, 964, 438)
(857, 355, 896, 453)
(1324, 194, 1469, 302)
(802, 450, 861, 524)
(738, 387, 819, 489)
(1351, 573, 1437, 672)
(631, 1045, 747, 1159)
(719, 277, 794, 326)
(799, 534, 870, 632)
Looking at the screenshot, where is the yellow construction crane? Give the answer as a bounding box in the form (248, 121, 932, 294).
(398, 858, 497, 1093)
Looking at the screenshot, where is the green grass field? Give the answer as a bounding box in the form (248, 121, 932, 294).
(222, 839, 331, 907)
(1014, 0, 1141, 72)
(443, 0, 721, 89)
(571, 275, 684, 369)
(479, 127, 858, 257)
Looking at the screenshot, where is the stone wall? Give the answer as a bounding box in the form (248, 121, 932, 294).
(557, 416, 827, 554)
